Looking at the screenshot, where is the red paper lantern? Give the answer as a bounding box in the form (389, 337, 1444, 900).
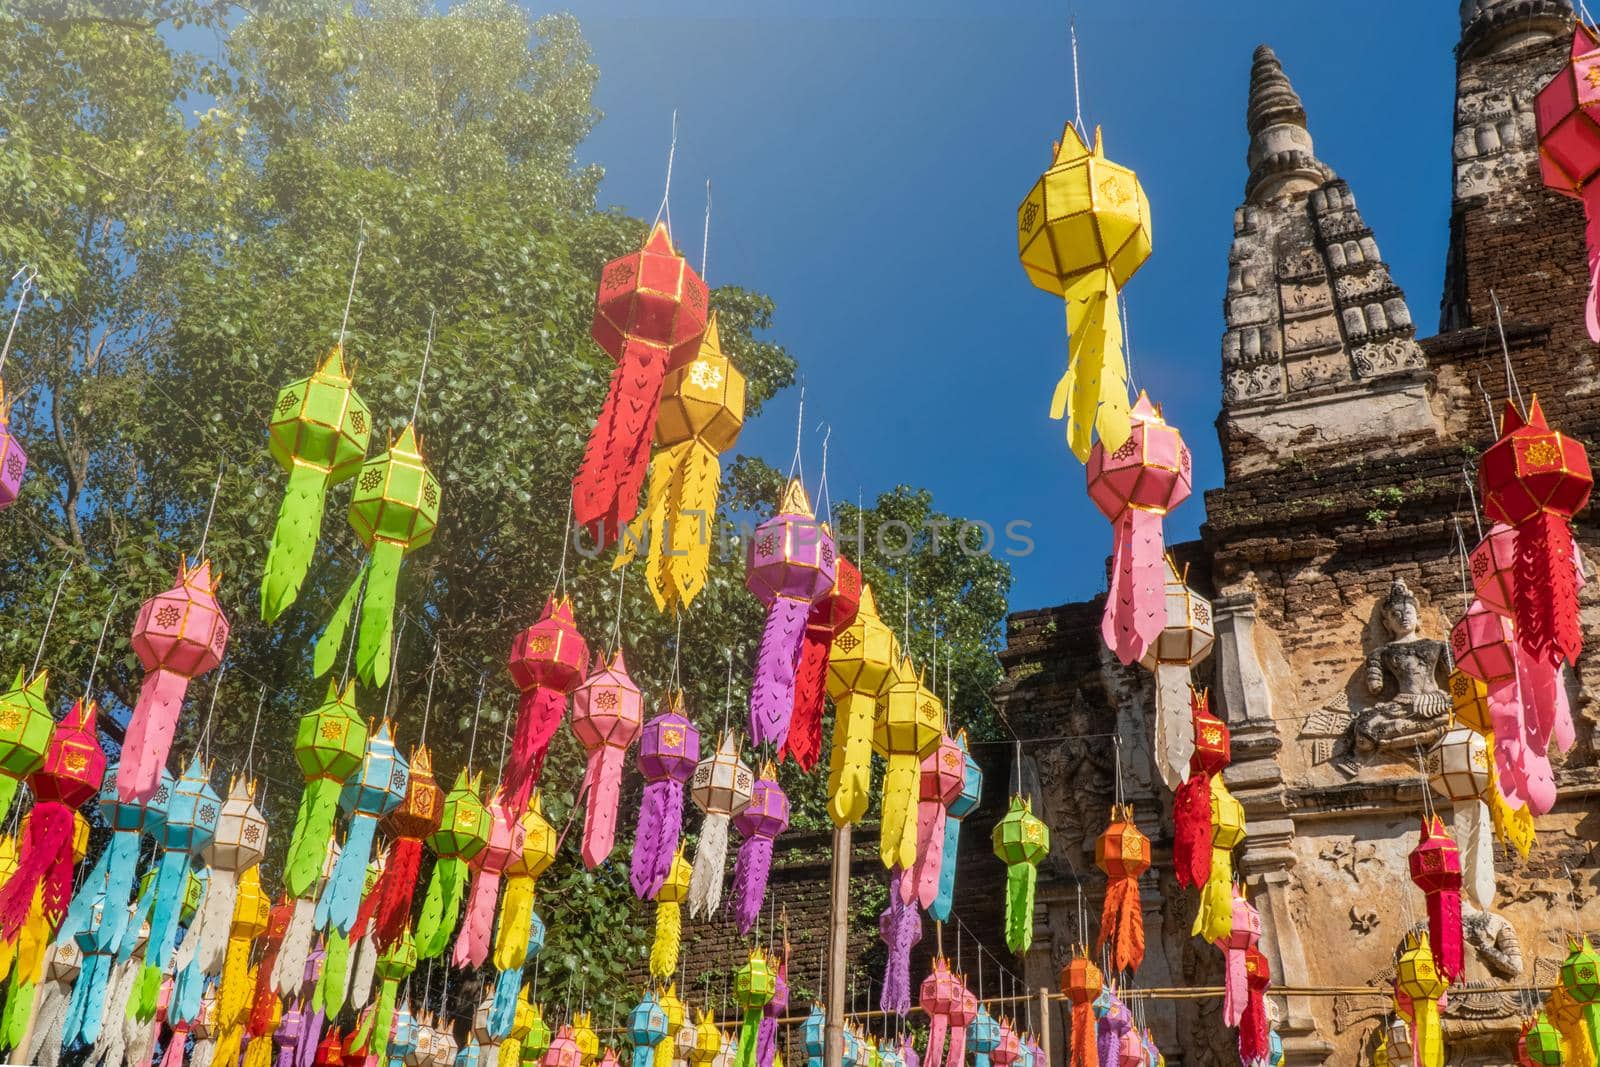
(1173, 688, 1229, 889)
(504, 595, 590, 816)
(573, 224, 710, 548)
(782, 554, 861, 771)
(1535, 25, 1600, 340)
(1477, 398, 1592, 668)
(1408, 814, 1464, 984)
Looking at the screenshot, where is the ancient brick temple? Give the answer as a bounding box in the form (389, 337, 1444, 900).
(996, 2, 1600, 1064)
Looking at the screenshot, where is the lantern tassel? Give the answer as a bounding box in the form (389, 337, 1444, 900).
(930, 811, 961, 923)
(614, 446, 672, 595)
(320, 931, 350, 1019)
(687, 813, 730, 919)
(414, 855, 468, 959)
(924, 1015, 948, 1067)
(630, 777, 684, 900)
(262, 462, 330, 624)
(1096, 875, 1144, 974)
(826, 692, 875, 827)
(1004, 861, 1036, 954)
(1516, 510, 1583, 666)
(348, 929, 376, 1010)
(505, 686, 566, 818)
(354, 539, 403, 688)
(1192, 848, 1234, 945)
(580, 743, 628, 869)
(369, 974, 399, 1061)
(1151, 662, 1194, 792)
(1052, 267, 1130, 463)
(1427, 886, 1464, 984)
(178, 868, 236, 976)
(782, 626, 831, 771)
(363, 835, 422, 950)
(665, 441, 721, 608)
(650, 899, 681, 979)
(492, 873, 534, 972)
(880, 754, 919, 874)
(492, 968, 520, 1037)
(749, 595, 810, 750)
(1101, 508, 1164, 668)
(311, 556, 366, 680)
(1484, 740, 1535, 859)
(0, 800, 71, 937)
(912, 799, 948, 911)
(729, 835, 775, 936)
(1412, 998, 1443, 1067)
(451, 864, 502, 970)
(1455, 801, 1495, 911)
(1238, 951, 1271, 1067)
(1096, 1000, 1125, 1066)
(284, 777, 341, 899)
(272, 897, 316, 997)
(1172, 770, 1212, 889)
(735, 1005, 762, 1067)
(317, 812, 377, 935)
(118, 667, 191, 804)
(1070, 1001, 1097, 1067)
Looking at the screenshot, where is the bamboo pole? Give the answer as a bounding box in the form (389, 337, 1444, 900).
(824, 824, 851, 1067)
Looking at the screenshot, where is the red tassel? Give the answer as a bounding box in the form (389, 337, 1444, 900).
(1172, 771, 1212, 889)
(1071, 1002, 1098, 1067)
(1429, 886, 1464, 983)
(1514, 511, 1583, 666)
(249, 899, 293, 1037)
(572, 338, 674, 549)
(505, 686, 568, 815)
(1095, 875, 1144, 974)
(781, 626, 831, 770)
(0, 800, 73, 936)
(359, 836, 422, 950)
(1237, 948, 1271, 1065)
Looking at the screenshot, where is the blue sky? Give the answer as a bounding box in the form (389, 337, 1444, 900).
(554, 0, 1458, 611)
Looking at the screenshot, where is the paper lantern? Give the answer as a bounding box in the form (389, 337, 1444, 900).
(990, 1019, 1022, 1067)
(876, 658, 944, 874)
(992, 796, 1049, 954)
(573, 1011, 600, 1065)
(1536, 25, 1600, 341)
(729, 766, 788, 934)
(970, 1008, 1002, 1067)
(1136, 557, 1212, 789)
(912, 732, 966, 910)
(1524, 1013, 1565, 1066)
(655, 986, 686, 1067)
(1216, 887, 1261, 1028)
(1426, 727, 1494, 910)
(321, 721, 409, 936)
(261, 346, 371, 622)
(1017, 122, 1152, 461)
(841, 1027, 864, 1067)
(0, 697, 103, 936)
(175, 776, 265, 985)
(118, 558, 228, 803)
(0, 669, 49, 827)
(1560, 935, 1600, 1061)
(1452, 598, 1555, 815)
(1469, 523, 1520, 619)
(1174, 688, 1229, 889)
(209, 864, 268, 1065)
(783, 553, 861, 771)
(1193, 773, 1247, 945)
(630, 993, 671, 1067)
(648, 846, 692, 979)
(1446, 670, 1536, 859)
(573, 222, 710, 547)
(505, 596, 590, 816)
(285, 680, 368, 899)
(879, 869, 923, 1015)
(931, 733, 982, 922)
(313, 423, 441, 689)
(1094, 987, 1130, 1067)
(757, 952, 789, 1067)
(493, 793, 555, 972)
(746, 479, 837, 751)
(632, 695, 701, 900)
(1408, 815, 1464, 984)
(616, 313, 745, 613)
(1238, 947, 1272, 1067)
(1086, 396, 1193, 669)
(0, 381, 27, 511)
(734, 950, 777, 1067)
(1095, 804, 1149, 975)
(919, 959, 961, 1067)
(1478, 398, 1592, 667)
(361, 744, 443, 951)
(525, 1003, 553, 1063)
(691, 1010, 722, 1067)
(826, 584, 900, 827)
(687, 732, 753, 919)
(363, 927, 417, 1061)
(417, 769, 489, 960)
(801, 1005, 825, 1067)
(571, 650, 644, 868)
(143, 756, 220, 1003)
(452, 792, 517, 970)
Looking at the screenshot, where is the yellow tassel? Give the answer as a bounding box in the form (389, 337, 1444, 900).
(1052, 268, 1130, 463)
(1412, 998, 1443, 1067)
(651, 900, 681, 980)
(494, 873, 536, 973)
(243, 1029, 274, 1067)
(667, 442, 719, 608)
(826, 691, 876, 828)
(616, 450, 674, 584)
(879, 755, 919, 871)
(1483, 732, 1535, 859)
(16, 887, 46, 984)
(1549, 985, 1598, 1067)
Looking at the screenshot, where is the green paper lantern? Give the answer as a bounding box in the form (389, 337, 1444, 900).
(991, 795, 1049, 955)
(1561, 936, 1600, 1059)
(526, 1003, 553, 1062)
(0, 669, 51, 824)
(262, 346, 372, 623)
(1524, 1012, 1564, 1066)
(284, 680, 370, 898)
(415, 769, 488, 960)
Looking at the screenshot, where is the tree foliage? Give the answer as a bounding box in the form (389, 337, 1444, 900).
(0, 0, 1012, 1022)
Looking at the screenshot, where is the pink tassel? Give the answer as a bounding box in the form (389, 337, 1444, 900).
(505, 686, 567, 818)
(1584, 183, 1600, 343)
(450, 867, 501, 969)
(160, 1027, 188, 1067)
(1101, 509, 1164, 666)
(119, 668, 190, 803)
(1221, 942, 1247, 1027)
(581, 745, 627, 869)
(912, 801, 946, 910)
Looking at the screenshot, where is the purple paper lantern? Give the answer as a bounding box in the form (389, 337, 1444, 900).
(631, 696, 701, 900)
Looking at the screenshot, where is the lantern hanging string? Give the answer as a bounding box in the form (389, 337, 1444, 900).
(244, 685, 267, 781)
(339, 563, 368, 688)
(337, 223, 366, 351)
(1112, 734, 1126, 809)
(1488, 288, 1525, 416)
(419, 638, 441, 748)
(670, 610, 684, 693)
(31, 561, 72, 678)
(1452, 518, 1473, 615)
(199, 659, 228, 764)
(787, 383, 806, 485)
(556, 491, 574, 597)
(722, 646, 734, 737)
(815, 423, 832, 527)
(1474, 374, 1498, 438)
(0, 265, 37, 378)
(467, 669, 486, 768)
(1069, 14, 1085, 139)
(609, 561, 627, 653)
(1462, 464, 1485, 540)
(702, 179, 713, 280)
(495, 689, 510, 782)
(412, 307, 436, 426)
(196, 457, 225, 559)
(653, 109, 678, 233)
(82, 594, 116, 702)
(383, 617, 408, 722)
(1121, 292, 1136, 400)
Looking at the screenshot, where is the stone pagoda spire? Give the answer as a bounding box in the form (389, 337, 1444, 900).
(1218, 46, 1437, 476)
(1459, 0, 1572, 59)
(1245, 45, 1329, 203)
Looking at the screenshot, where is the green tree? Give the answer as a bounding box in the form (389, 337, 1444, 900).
(0, 0, 1012, 1027)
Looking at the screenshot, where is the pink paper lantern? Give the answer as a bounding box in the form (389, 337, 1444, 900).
(571, 651, 643, 868)
(1469, 523, 1519, 619)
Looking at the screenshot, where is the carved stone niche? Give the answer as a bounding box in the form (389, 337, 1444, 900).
(1299, 578, 1452, 778)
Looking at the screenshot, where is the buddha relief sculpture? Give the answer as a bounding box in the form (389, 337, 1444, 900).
(1304, 579, 1453, 775)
